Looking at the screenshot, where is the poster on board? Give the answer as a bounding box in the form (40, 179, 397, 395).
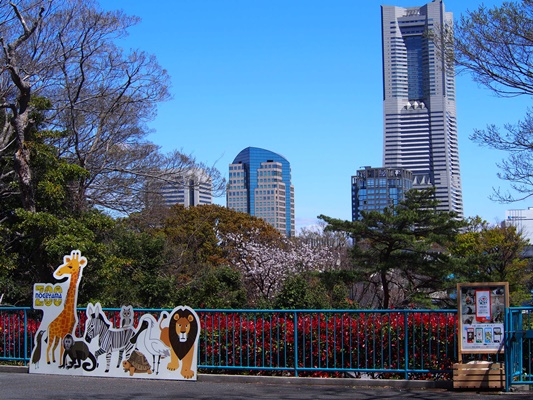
(457, 282, 508, 357)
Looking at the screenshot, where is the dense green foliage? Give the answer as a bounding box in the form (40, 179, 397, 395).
(273, 271, 358, 310)
(1, 109, 531, 308)
(450, 218, 532, 306)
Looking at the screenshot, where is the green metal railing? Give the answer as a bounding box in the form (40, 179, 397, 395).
(1, 307, 458, 379)
(505, 306, 533, 390)
(197, 309, 458, 379)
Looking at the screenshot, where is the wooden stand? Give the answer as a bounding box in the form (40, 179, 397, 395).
(453, 361, 505, 390)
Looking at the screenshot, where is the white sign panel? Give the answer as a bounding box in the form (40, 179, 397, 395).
(458, 283, 507, 354)
(29, 250, 200, 380)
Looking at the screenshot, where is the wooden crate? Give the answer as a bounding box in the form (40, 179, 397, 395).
(453, 362, 505, 389)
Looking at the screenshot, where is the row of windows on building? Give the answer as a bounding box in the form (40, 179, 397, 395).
(352, 167, 414, 220)
(227, 148, 295, 237)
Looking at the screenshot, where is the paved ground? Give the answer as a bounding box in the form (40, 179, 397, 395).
(0, 369, 531, 399)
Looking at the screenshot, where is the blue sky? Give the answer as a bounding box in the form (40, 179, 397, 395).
(104, 0, 531, 230)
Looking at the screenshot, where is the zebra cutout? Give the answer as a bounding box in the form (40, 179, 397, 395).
(84, 303, 135, 373)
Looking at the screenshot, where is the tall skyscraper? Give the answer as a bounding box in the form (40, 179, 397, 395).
(381, 1, 463, 217)
(227, 147, 295, 237)
(351, 166, 413, 220)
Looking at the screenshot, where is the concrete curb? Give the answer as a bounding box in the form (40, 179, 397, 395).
(0, 365, 27, 373)
(199, 373, 453, 389)
(0, 365, 452, 389)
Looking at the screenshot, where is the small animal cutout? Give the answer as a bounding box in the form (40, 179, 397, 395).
(120, 305, 134, 328)
(61, 334, 97, 371)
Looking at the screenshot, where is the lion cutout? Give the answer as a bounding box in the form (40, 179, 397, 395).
(162, 306, 200, 379)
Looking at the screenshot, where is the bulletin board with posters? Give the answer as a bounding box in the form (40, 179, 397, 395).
(457, 282, 508, 360)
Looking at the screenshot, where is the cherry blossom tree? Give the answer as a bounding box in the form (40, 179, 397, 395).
(223, 229, 338, 303)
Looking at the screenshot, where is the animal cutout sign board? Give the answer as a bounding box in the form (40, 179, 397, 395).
(30, 250, 200, 380)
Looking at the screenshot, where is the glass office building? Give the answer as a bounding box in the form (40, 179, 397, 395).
(227, 147, 295, 237)
(352, 166, 413, 220)
(381, 1, 463, 217)
(160, 169, 212, 208)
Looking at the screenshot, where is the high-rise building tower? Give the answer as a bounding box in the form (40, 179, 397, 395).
(160, 169, 212, 207)
(381, 1, 463, 217)
(227, 147, 295, 237)
(351, 166, 413, 220)
(504, 208, 533, 243)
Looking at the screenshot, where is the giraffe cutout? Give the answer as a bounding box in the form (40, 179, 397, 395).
(46, 250, 87, 366)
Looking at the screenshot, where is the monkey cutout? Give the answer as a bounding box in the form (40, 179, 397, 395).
(61, 334, 97, 371)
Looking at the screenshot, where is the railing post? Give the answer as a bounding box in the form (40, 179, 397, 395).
(404, 311, 409, 380)
(294, 311, 298, 377)
(504, 307, 512, 392)
(23, 309, 28, 365)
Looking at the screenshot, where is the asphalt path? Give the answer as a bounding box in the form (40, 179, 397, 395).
(1, 372, 532, 400)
